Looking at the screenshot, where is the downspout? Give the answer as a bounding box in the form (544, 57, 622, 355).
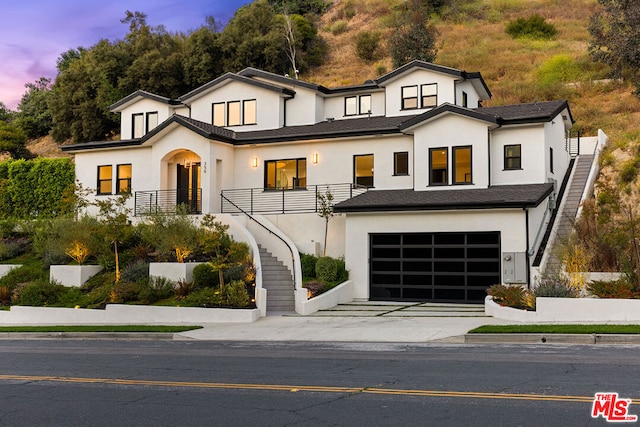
(487, 129, 491, 187)
(524, 208, 531, 289)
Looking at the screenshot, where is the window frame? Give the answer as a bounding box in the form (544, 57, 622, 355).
(393, 152, 409, 176)
(354, 154, 374, 187)
(461, 91, 468, 108)
(359, 94, 372, 115)
(132, 113, 144, 139)
(97, 165, 113, 195)
(212, 102, 225, 127)
(549, 146, 554, 174)
(264, 158, 307, 190)
(227, 100, 241, 126)
(145, 111, 158, 134)
(429, 147, 448, 186)
(452, 146, 472, 185)
(243, 99, 257, 125)
(504, 144, 522, 170)
(344, 96, 358, 116)
(116, 164, 132, 195)
(421, 83, 438, 108)
(401, 85, 419, 110)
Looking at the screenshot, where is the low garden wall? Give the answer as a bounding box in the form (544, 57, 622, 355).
(0, 304, 260, 325)
(486, 296, 640, 322)
(296, 280, 353, 315)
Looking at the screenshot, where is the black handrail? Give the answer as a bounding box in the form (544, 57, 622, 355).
(221, 193, 297, 292)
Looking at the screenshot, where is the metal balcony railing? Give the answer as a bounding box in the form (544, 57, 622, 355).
(221, 183, 368, 215)
(134, 188, 202, 216)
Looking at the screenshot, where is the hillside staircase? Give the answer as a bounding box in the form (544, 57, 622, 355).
(258, 245, 295, 313)
(538, 154, 595, 272)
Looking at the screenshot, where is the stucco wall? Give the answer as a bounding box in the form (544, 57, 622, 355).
(490, 124, 546, 185)
(382, 69, 458, 117)
(118, 98, 172, 139)
(344, 209, 528, 300)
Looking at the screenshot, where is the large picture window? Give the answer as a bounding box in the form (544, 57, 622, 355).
(453, 146, 472, 184)
(132, 113, 144, 139)
(354, 154, 374, 187)
(97, 165, 113, 195)
(504, 144, 521, 170)
(116, 164, 132, 194)
(430, 148, 448, 185)
(265, 158, 307, 190)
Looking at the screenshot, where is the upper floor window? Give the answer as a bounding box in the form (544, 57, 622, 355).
(213, 100, 257, 126)
(394, 152, 409, 176)
(227, 101, 241, 126)
(265, 158, 306, 190)
(146, 112, 158, 134)
(212, 102, 225, 126)
(132, 113, 144, 139)
(421, 84, 437, 108)
(401, 86, 419, 110)
(504, 144, 521, 170)
(116, 164, 132, 194)
(345, 95, 372, 116)
(243, 99, 257, 125)
(462, 91, 468, 108)
(453, 146, 472, 184)
(549, 147, 554, 174)
(430, 148, 448, 185)
(354, 154, 374, 187)
(97, 165, 113, 195)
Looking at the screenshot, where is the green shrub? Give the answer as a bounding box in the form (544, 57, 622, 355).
(506, 14, 557, 40)
(587, 279, 639, 299)
(15, 279, 68, 306)
(0, 239, 26, 260)
(619, 159, 638, 184)
(355, 31, 381, 61)
(315, 256, 337, 282)
(487, 284, 527, 308)
(536, 55, 582, 87)
(327, 20, 348, 35)
(335, 258, 348, 282)
(138, 276, 174, 304)
(222, 280, 250, 307)
(223, 263, 249, 284)
(192, 263, 219, 289)
(175, 279, 195, 299)
(534, 281, 577, 298)
(0, 263, 46, 289)
(181, 288, 223, 307)
(301, 253, 318, 278)
(120, 260, 149, 283)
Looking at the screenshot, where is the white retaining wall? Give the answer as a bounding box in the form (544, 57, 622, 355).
(296, 280, 354, 316)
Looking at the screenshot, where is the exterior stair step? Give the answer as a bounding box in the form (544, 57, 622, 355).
(258, 245, 295, 312)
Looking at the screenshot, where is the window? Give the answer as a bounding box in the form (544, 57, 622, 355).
(132, 113, 144, 139)
(345, 96, 357, 116)
(227, 101, 241, 126)
(359, 95, 371, 115)
(394, 152, 409, 176)
(402, 86, 418, 109)
(504, 145, 521, 170)
(243, 99, 257, 125)
(430, 148, 448, 185)
(453, 146, 472, 184)
(212, 102, 225, 126)
(97, 165, 113, 195)
(354, 154, 374, 187)
(462, 91, 468, 108)
(265, 158, 306, 190)
(146, 112, 158, 133)
(549, 147, 554, 174)
(421, 84, 437, 108)
(116, 164, 132, 194)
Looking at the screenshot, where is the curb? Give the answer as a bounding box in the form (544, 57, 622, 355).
(0, 332, 177, 340)
(465, 334, 640, 345)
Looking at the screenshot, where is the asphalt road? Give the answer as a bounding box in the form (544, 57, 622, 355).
(0, 340, 638, 426)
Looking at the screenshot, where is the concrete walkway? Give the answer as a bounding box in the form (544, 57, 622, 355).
(176, 302, 512, 343)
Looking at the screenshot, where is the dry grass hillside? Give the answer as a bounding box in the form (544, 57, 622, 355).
(307, 0, 640, 155)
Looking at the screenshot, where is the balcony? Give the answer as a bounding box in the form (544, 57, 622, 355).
(134, 188, 202, 216)
(221, 183, 367, 215)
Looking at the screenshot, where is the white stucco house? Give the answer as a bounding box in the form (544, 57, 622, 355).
(62, 60, 597, 311)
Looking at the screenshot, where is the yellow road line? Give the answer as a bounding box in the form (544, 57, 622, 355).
(0, 374, 630, 404)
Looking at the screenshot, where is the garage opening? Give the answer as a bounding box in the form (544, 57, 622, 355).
(369, 231, 501, 303)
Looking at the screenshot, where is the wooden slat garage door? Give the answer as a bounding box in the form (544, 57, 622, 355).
(369, 231, 501, 303)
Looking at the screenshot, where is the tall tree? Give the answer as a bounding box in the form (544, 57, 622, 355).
(388, 0, 438, 68)
(182, 24, 224, 88)
(15, 77, 53, 139)
(589, 0, 640, 94)
(0, 121, 30, 158)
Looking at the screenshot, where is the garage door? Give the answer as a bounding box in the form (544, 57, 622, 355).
(370, 232, 501, 303)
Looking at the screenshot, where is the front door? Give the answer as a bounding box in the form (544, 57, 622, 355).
(176, 163, 201, 213)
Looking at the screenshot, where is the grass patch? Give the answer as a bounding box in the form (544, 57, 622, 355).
(0, 325, 203, 333)
(469, 324, 640, 334)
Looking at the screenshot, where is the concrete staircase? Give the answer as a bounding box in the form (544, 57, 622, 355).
(258, 245, 295, 312)
(545, 154, 594, 271)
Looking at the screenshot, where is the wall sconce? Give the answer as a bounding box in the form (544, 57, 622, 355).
(312, 153, 319, 164)
(252, 157, 258, 168)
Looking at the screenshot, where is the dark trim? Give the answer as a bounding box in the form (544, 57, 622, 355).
(96, 165, 113, 195)
(550, 146, 554, 174)
(452, 145, 472, 185)
(393, 151, 409, 176)
(504, 144, 522, 170)
(401, 85, 419, 110)
(354, 154, 374, 187)
(110, 90, 179, 111)
(212, 102, 225, 126)
(116, 163, 132, 194)
(243, 99, 257, 125)
(227, 100, 241, 126)
(179, 73, 295, 102)
(145, 111, 158, 134)
(429, 147, 448, 186)
(131, 113, 144, 139)
(344, 95, 357, 116)
(400, 103, 499, 131)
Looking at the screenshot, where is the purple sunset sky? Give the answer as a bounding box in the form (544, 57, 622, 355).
(0, 0, 252, 110)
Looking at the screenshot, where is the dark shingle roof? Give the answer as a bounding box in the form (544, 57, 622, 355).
(477, 100, 572, 124)
(179, 73, 295, 102)
(334, 183, 554, 213)
(109, 90, 180, 111)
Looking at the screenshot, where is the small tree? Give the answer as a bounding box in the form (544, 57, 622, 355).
(317, 189, 334, 257)
(94, 192, 132, 283)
